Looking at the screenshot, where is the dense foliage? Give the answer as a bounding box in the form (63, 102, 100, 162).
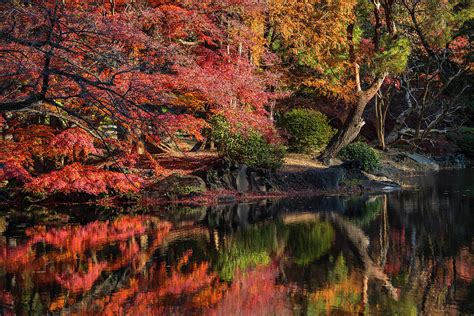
(340, 142, 380, 172)
(0, 0, 281, 195)
(280, 109, 335, 153)
(210, 115, 286, 169)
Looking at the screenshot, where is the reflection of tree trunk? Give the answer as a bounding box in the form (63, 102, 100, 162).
(324, 212, 399, 301)
(213, 229, 220, 251)
(63, 226, 209, 313)
(379, 195, 389, 267)
(281, 210, 398, 300)
(362, 274, 369, 309)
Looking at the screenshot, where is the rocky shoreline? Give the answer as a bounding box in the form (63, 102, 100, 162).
(142, 150, 469, 206)
(0, 150, 470, 207)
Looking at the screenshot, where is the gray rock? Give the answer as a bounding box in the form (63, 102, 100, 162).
(250, 172, 267, 192)
(222, 173, 234, 189)
(147, 174, 207, 198)
(433, 154, 466, 168)
(326, 157, 344, 167)
(303, 167, 347, 190)
(206, 170, 224, 190)
(235, 165, 249, 193)
(360, 180, 401, 192)
(406, 153, 439, 171)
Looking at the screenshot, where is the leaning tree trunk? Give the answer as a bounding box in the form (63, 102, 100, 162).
(319, 98, 367, 162)
(319, 73, 386, 163)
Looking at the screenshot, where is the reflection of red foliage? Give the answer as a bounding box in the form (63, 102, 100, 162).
(155, 252, 215, 297)
(0, 242, 36, 271)
(73, 249, 292, 315)
(0, 216, 172, 300)
(55, 261, 107, 293)
(0, 217, 292, 315)
(456, 247, 474, 282)
(384, 228, 406, 275)
(0, 290, 13, 306)
(126, 250, 221, 314)
(26, 216, 152, 253)
(211, 264, 291, 316)
(76, 249, 224, 315)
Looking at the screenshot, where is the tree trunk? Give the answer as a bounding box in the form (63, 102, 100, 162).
(319, 74, 386, 162)
(375, 92, 388, 150)
(375, 99, 385, 150)
(319, 98, 367, 162)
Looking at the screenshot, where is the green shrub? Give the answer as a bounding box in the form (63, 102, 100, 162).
(280, 109, 336, 153)
(209, 115, 286, 169)
(208, 115, 231, 146)
(339, 142, 380, 172)
(454, 127, 474, 157)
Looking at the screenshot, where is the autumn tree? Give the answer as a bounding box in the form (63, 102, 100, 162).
(268, 0, 410, 161)
(0, 0, 281, 193)
(384, 0, 473, 147)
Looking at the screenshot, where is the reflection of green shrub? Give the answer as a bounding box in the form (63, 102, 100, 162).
(349, 196, 384, 227)
(280, 109, 336, 153)
(217, 247, 270, 281)
(308, 290, 361, 315)
(340, 142, 380, 172)
(287, 221, 335, 266)
(209, 115, 286, 169)
(216, 223, 281, 281)
(328, 254, 348, 284)
(369, 294, 417, 316)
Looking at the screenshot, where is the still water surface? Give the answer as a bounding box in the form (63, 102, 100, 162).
(0, 170, 473, 315)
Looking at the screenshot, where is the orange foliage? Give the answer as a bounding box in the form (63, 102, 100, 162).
(309, 272, 363, 314)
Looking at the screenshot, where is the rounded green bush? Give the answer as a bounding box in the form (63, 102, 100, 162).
(280, 109, 336, 153)
(209, 115, 286, 170)
(339, 142, 380, 172)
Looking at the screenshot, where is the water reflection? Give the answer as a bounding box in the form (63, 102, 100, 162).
(0, 170, 472, 315)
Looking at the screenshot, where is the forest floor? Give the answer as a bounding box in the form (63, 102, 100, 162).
(151, 150, 441, 180)
(279, 153, 326, 172)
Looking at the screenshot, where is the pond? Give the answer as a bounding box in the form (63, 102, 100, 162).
(0, 170, 473, 315)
